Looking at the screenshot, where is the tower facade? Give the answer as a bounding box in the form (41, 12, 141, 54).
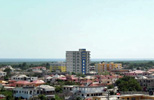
(66, 49, 90, 74)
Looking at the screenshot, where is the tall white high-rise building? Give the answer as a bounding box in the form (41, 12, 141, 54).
(66, 49, 90, 74)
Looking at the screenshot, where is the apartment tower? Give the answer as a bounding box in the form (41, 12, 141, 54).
(66, 49, 90, 74)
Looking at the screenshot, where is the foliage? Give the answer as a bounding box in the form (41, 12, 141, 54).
(51, 98, 55, 100)
(0, 62, 52, 70)
(4, 68, 11, 77)
(55, 94, 63, 100)
(56, 79, 80, 86)
(109, 91, 115, 95)
(107, 85, 114, 89)
(90, 62, 95, 66)
(0, 90, 13, 100)
(76, 73, 85, 77)
(55, 86, 63, 93)
(38, 94, 47, 100)
(45, 63, 50, 69)
(99, 71, 110, 75)
(76, 97, 82, 100)
(115, 76, 141, 91)
(71, 72, 76, 75)
(4, 75, 9, 81)
(123, 61, 154, 69)
(33, 73, 42, 78)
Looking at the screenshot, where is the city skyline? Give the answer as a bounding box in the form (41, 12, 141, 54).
(0, 0, 154, 59)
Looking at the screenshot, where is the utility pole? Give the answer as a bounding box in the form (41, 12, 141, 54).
(107, 91, 110, 100)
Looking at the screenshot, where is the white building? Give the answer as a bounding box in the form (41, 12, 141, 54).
(11, 75, 38, 82)
(31, 67, 46, 73)
(0, 71, 7, 77)
(63, 85, 106, 99)
(13, 85, 55, 100)
(1, 65, 15, 72)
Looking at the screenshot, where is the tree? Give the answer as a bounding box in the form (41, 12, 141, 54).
(115, 76, 141, 91)
(107, 85, 114, 89)
(38, 94, 47, 100)
(4, 75, 9, 81)
(22, 62, 27, 67)
(90, 63, 95, 66)
(55, 86, 62, 93)
(0, 86, 4, 92)
(4, 68, 11, 76)
(76, 97, 82, 100)
(51, 98, 55, 100)
(55, 94, 63, 100)
(72, 72, 76, 75)
(109, 91, 115, 95)
(22, 62, 29, 70)
(45, 63, 50, 69)
(6, 95, 12, 100)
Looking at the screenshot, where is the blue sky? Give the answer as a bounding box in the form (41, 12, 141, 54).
(0, 0, 154, 59)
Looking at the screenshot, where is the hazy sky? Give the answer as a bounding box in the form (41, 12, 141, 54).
(0, 0, 154, 59)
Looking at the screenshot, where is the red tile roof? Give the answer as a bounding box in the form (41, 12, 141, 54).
(31, 80, 45, 84)
(15, 81, 31, 85)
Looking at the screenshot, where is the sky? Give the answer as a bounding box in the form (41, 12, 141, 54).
(0, 0, 154, 59)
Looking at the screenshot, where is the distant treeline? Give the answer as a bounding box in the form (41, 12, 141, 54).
(1, 60, 154, 70)
(0, 62, 52, 70)
(123, 61, 154, 70)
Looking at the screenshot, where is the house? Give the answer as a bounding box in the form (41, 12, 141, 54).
(15, 81, 32, 87)
(0, 94, 5, 99)
(118, 94, 154, 100)
(92, 95, 118, 100)
(63, 85, 106, 99)
(124, 70, 151, 77)
(13, 85, 55, 100)
(0, 71, 7, 77)
(136, 76, 154, 91)
(11, 75, 38, 82)
(32, 67, 46, 73)
(0, 65, 15, 72)
(148, 69, 154, 73)
(44, 76, 53, 83)
(31, 80, 45, 87)
(95, 75, 122, 85)
(7, 79, 45, 88)
(66, 75, 78, 82)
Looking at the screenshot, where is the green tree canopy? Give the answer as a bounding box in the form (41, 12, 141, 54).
(4, 68, 11, 75)
(55, 86, 63, 93)
(115, 76, 141, 91)
(38, 94, 47, 100)
(107, 85, 114, 89)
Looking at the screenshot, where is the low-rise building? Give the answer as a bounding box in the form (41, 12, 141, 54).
(92, 94, 154, 100)
(11, 75, 38, 82)
(63, 85, 106, 99)
(119, 94, 154, 100)
(136, 76, 154, 91)
(31, 67, 46, 73)
(92, 95, 118, 100)
(50, 62, 66, 72)
(0, 65, 15, 72)
(95, 62, 122, 74)
(0, 71, 7, 77)
(124, 70, 151, 77)
(13, 85, 55, 100)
